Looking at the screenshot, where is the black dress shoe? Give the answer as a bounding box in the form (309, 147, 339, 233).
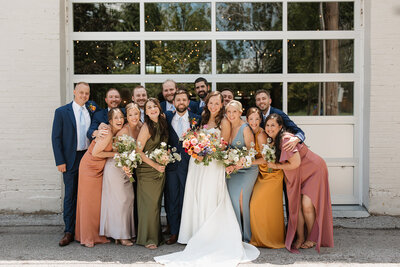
(166, 234, 178, 245)
(59, 232, 74, 246)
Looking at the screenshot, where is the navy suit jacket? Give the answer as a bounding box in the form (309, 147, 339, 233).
(261, 106, 305, 142)
(160, 101, 167, 113)
(188, 100, 204, 116)
(51, 100, 98, 171)
(87, 107, 125, 141)
(165, 110, 201, 172)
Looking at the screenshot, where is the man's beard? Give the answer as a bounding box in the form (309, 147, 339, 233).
(198, 91, 207, 99)
(176, 106, 188, 113)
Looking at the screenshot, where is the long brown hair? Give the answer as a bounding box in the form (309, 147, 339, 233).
(265, 113, 285, 161)
(143, 98, 168, 139)
(200, 91, 225, 129)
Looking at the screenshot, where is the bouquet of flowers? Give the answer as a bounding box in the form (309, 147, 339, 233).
(181, 127, 226, 166)
(113, 134, 142, 182)
(261, 144, 276, 173)
(222, 144, 257, 178)
(146, 142, 181, 177)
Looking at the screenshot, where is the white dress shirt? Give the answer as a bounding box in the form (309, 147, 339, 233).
(166, 101, 176, 112)
(172, 111, 190, 138)
(72, 101, 90, 151)
(199, 99, 205, 108)
(263, 106, 271, 123)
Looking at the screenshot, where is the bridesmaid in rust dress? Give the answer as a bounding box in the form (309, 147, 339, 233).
(265, 113, 334, 253)
(75, 108, 124, 247)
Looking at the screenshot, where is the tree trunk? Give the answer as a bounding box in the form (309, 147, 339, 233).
(325, 3, 339, 115)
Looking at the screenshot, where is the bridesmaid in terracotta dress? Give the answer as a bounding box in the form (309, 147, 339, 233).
(75, 108, 124, 247)
(247, 108, 285, 248)
(99, 103, 142, 246)
(265, 113, 334, 253)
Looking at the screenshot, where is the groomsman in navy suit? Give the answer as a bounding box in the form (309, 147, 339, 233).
(51, 82, 97, 246)
(131, 85, 148, 122)
(160, 79, 177, 113)
(190, 77, 210, 115)
(255, 89, 305, 225)
(164, 89, 201, 245)
(87, 88, 123, 141)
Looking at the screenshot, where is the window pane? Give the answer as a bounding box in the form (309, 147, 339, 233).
(217, 40, 282, 74)
(145, 3, 211, 31)
(145, 41, 211, 74)
(216, 2, 282, 31)
(74, 41, 140, 74)
(217, 83, 282, 113)
(288, 82, 353, 116)
(145, 83, 199, 103)
(86, 83, 140, 109)
(288, 2, 354, 31)
(73, 3, 139, 32)
(288, 39, 353, 73)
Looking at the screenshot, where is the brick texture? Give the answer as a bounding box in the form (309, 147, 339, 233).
(0, 1, 62, 213)
(369, 0, 400, 215)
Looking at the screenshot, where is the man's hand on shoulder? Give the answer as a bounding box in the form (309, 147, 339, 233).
(282, 136, 300, 152)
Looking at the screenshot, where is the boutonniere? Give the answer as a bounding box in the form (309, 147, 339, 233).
(87, 103, 96, 113)
(190, 117, 198, 129)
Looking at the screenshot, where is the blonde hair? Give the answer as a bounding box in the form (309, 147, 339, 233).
(126, 102, 141, 114)
(225, 100, 243, 113)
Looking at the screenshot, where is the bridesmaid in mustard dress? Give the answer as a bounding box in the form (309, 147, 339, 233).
(246, 108, 285, 248)
(135, 98, 169, 249)
(75, 108, 124, 247)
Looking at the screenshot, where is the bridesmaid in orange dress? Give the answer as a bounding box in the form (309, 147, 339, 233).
(265, 113, 334, 253)
(75, 108, 124, 247)
(247, 108, 285, 248)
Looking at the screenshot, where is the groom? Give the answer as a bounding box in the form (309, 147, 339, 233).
(164, 89, 201, 245)
(51, 82, 97, 246)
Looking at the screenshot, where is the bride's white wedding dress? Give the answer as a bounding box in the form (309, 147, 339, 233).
(155, 128, 259, 267)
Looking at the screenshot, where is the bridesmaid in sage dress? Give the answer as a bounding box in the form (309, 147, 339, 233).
(225, 100, 259, 242)
(135, 98, 168, 249)
(99, 103, 142, 246)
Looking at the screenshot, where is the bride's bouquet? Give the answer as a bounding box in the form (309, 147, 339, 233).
(113, 134, 142, 182)
(261, 144, 276, 173)
(222, 144, 257, 178)
(146, 142, 181, 177)
(181, 127, 227, 166)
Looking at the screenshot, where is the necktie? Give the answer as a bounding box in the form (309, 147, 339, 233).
(200, 101, 205, 108)
(79, 106, 86, 150)
(177, 116, 184, 137)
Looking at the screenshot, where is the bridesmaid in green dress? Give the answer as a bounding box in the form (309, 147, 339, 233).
(136, 98, 169, 249)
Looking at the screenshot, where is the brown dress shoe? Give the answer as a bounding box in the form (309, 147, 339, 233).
(166, 234, 178, 245)
(59, 232, 74, 247)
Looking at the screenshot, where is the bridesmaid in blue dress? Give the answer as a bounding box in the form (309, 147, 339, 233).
(225, 100, 259, 242)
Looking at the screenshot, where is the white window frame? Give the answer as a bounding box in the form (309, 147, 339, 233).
(65, 0, 365, 206)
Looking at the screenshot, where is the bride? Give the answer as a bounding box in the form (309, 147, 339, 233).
(155, 91, 259, 266)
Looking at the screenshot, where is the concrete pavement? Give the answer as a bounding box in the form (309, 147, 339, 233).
(0, 214, 400, 266)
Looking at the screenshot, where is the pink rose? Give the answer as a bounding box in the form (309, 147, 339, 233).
(193, 146, 201, 154)
(183, 140, 190, 148)
(190, 138, 198, 145)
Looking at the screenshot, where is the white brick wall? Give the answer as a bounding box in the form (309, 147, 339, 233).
(0, 1, 62, 213)
(369, 0, 400, 215)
